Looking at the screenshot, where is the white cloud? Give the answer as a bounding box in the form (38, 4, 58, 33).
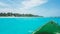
(0, 8, 18, 13)
(21, 0, 48, 9)
(0, 0, 48, 15)
(18, 0, 48, 14)
(0, 2, 9, 7)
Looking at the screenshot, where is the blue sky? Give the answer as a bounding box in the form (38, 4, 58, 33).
(0, 0, 60, 17)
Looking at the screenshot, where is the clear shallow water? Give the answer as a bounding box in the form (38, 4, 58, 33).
(0, 17, 60, 34)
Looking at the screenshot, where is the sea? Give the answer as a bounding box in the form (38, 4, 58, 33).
(0, 17, 60, 34)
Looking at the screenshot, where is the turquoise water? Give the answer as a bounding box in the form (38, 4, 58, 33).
(0, 17, 60, 34)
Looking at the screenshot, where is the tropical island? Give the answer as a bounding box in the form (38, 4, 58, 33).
(0, 13, 43, 17)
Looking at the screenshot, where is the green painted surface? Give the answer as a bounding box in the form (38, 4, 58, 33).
(33, 21, 60, 34)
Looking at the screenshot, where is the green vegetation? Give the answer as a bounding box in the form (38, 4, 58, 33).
(33, 21, 60, 34)
(0, 13, 43, 17)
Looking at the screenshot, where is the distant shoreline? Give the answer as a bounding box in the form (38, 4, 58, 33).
(0, 17, 60, 18)
(0, 17, 43, 18)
